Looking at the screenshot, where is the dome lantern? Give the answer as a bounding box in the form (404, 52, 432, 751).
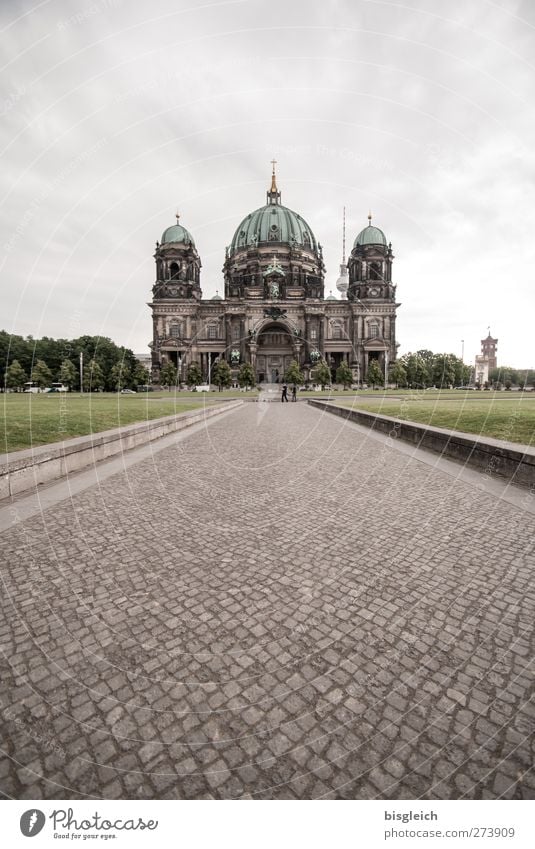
(353, 212, 387, 248)
(267, 158, 281, 205)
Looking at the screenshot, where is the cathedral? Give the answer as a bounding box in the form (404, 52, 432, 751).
(149, 165, 400, 385)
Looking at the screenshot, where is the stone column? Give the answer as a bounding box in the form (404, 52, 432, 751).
(240, 318, 246, 361)
(249, 342, 257, 371)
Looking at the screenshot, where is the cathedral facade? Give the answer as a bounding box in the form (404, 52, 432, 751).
(149, 167, 400, 385)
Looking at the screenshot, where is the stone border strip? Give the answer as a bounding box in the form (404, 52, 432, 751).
(0, 401, 243, 500)
(308, 399, 535, 488)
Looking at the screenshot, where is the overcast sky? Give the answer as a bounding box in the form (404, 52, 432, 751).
(1, 0, 534, 366)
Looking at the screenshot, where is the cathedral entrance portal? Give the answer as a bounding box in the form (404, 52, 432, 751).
(256, 322, 294, 383)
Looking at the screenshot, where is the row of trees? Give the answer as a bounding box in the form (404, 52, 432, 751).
(159, 360, 257, 391)
(392, 352, 535, 389)
(488, 366, 535, 390)
(390, 350, 472, 389)
(1, 331, 149, 391)
(5, 357, 150, 392)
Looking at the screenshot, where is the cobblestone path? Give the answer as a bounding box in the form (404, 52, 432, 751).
(1, 402, 533, 799)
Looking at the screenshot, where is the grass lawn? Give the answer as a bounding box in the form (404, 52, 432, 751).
(1, 392, 240, 453)
(334, 394, 535, 445)
(298, 388, 497, 399)
(148, 388, 258, 399)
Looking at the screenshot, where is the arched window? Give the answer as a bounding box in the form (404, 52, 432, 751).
(368, 322, 380, 338)
(170, 262, 179, 280)
(369, 262, 382, 281)
(170, 323, 182, 338)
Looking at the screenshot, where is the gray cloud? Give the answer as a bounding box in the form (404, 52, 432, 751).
(1, 0, 534, 365)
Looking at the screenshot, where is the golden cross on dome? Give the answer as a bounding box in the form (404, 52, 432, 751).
(175, 211, 180, 223)
(270, 159, 278, 194)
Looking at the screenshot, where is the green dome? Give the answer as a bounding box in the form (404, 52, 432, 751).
(229, 203, 318, 254)
(354, 223, 387, 248)
(161, 223, 195, 246)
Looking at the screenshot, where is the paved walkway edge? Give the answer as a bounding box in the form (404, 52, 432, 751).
(308, 399, 535, 488)
(0, 400, 243, 499)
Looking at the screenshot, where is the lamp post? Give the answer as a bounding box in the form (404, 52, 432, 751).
(384, 350, 389, 388)
(79, 351, 83, 394)
(461, 339, 464, 362)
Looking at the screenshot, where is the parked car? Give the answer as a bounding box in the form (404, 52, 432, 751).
(120, 388, 137, 394)
(44, 382, 69, 393)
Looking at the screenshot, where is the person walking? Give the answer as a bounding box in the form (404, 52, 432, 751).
(291, 384, 297, 402)
(281, 383, 289, 402)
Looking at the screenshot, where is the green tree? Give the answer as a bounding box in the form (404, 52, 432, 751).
(31, 359, 52, 389)
(489, 366, 519, 388)
(335, 360, 353, 389)
(58, 359, 77, 389)
(314, 361, 331, 390)
(211, 359, 232, 391)
(237, 362, 256, 390)
(366, 359, 384, 389)
(400, 352, 431, 388)
(285, 360, 304, 386)
(416, 349, 435, 368)
(83, 359, 105, 392)
(186, 362, 202, 388)
(432, 354, 456, 389)
(5, 359, 27, 391)
(388, 360, 407, 388)
(73, 335, 137, 391)
(133, 362, 150, 387)
(109, 361, 131, 391)
(160, 361, 177, 390)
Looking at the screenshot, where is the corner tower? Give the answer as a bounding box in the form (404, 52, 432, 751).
(149, 214, 202, 382)
(347, 213, 399, 380)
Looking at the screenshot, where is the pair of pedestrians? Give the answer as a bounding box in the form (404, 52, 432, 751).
(281, 384, 297, 402)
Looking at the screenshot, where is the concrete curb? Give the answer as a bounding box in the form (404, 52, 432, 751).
(0, 401, 243, 499)
(308, 399, 535, 488)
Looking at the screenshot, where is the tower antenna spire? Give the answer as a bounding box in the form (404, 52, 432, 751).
(336, 206, 349, 298)
(342, 206, 346, 263)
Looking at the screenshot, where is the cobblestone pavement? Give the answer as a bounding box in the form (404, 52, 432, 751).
(1, 402, 534, 800)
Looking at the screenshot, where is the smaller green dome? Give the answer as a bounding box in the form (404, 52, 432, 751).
(161, 221, 195, 246)
(354, 218, 387, 248)
(326, 291, 337, 300)
(211, 291, 222, 301)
